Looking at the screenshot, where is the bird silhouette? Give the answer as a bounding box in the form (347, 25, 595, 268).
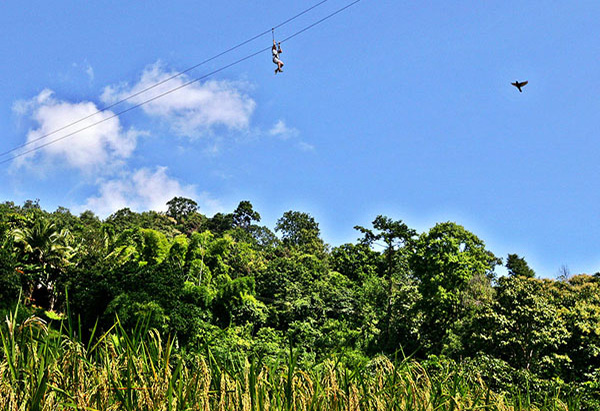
(511, 80, 528, 92)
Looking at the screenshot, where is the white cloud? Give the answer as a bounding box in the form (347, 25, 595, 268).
(83, 166, 220, 217)
(12, 89, 141, 172)
(269, 119, 299, 140)
(101, 61, 256, 138)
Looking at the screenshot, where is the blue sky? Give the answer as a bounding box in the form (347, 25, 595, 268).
(2, 1, 600, 277)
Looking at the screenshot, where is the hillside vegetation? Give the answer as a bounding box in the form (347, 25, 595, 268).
(1, 198, 599, 409)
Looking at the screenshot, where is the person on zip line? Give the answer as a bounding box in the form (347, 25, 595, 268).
(272, 40, 284, 74)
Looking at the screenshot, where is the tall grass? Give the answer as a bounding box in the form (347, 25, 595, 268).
(0, 305, 577, 410)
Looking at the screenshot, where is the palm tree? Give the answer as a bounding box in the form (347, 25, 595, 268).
(12, 216, 74, 310)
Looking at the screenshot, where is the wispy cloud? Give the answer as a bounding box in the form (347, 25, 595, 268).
(268, 119, 314, 151)
(101, 61, 256, 138)
(269, 119, 299, 140)
(82, 166, 220, 217)
(12, 89, 141, 172)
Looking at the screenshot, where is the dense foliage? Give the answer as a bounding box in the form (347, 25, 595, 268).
(1, 199, 599, 408)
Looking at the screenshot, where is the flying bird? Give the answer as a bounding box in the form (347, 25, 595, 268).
(511, 80, 528, 92)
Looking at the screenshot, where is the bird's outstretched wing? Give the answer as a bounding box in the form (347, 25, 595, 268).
(520, 81, 528, 87)
(511, 82, 518, 87)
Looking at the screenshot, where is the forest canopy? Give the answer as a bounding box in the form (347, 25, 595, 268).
(1, 198, 599, 408)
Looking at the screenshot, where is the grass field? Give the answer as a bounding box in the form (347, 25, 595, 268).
(0, 305, 579, 411)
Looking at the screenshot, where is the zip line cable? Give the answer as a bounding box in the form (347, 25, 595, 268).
(0, 0, 333, 160)
(278, 0, 360, 44)
(0, 0, 361, 166)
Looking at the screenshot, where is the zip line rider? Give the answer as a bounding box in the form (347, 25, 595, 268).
(272, 40, 284, 74)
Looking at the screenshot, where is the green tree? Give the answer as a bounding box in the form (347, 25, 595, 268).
(506, 253, 536, 278)
(166, 196, 198, 223)
(186, 231, 214, 286)
(232, 200, 261, 229)
(411, 222, 500, 354)
(275, 211, 324, 254)
(206, 212, 234, 235)
(331, 243, 379, 283)
(472, 276, 569, 376)
(256, 249, 328, 330)
(104, 208, 141, 236)
(214, 276, 267, 327)
(355, 215, 416, 279)
(12, 215, 74, 310)
(557, 275, 600, 382)
(22, 199, 41, 211)
(0, 201, 21, 221)
(0, 223, 19, 309)
(139, 228, 170, 265)
(354, 216, 417, 352)
(248, 225, 279, 250)
(50, 206, 80, 232)
(138, 210, 179, 236)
